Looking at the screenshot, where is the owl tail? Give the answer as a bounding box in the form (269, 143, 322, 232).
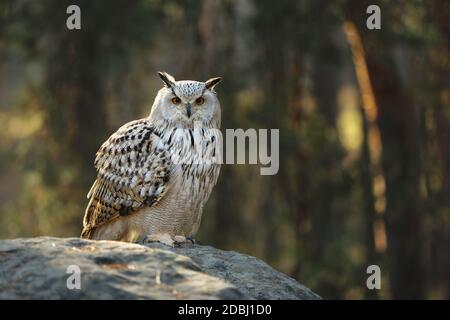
(80, 195, 97, 239)
(80, 226, 96, 239)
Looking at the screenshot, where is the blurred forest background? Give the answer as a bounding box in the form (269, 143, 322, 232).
(0, 0, 449, 299)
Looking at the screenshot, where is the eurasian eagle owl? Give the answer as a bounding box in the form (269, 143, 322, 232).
(81, 72, 222, 246)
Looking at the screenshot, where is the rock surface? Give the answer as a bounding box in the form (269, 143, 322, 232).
(0, 237, 320, 300)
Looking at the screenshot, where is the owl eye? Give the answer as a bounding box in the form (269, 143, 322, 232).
(171, 97, 181, 105)
(195, 97, 205, 105)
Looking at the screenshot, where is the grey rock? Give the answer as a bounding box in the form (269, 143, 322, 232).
(0, 237, 320, 300)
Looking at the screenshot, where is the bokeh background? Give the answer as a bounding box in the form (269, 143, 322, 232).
(0, 0, 449, 299)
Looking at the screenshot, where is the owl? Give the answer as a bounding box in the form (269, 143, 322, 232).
(81, 72, 222, 246)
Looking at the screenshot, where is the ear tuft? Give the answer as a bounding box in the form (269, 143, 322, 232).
(205, 77, 222, 91)
(158, 71, 176, 88)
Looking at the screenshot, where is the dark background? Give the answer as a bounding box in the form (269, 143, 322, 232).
(0, 0, 449, 299)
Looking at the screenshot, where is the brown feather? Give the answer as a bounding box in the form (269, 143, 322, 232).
(81, 119, 172, 236)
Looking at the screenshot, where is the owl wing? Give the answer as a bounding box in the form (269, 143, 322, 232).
(81, 119, 171, 238)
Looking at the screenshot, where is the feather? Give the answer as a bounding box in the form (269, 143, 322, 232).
(81, 119, 172, 238)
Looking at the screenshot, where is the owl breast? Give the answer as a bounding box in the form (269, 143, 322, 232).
(137, 125, 221, 238)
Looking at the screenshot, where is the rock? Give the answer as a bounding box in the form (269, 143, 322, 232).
(0, 237, 320, 300)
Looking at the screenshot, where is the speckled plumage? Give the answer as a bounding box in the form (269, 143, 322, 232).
(81, 72, 222, 245)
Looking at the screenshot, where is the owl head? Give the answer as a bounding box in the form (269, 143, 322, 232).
(149, 72, 222, 128)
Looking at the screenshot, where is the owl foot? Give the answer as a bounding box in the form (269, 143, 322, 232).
(141, 234, 195, 247)
(186, 236, 196, 244)
(173, 235, 187, 244)
(142, 233, 174, 247)
(174, 235, 195, 246)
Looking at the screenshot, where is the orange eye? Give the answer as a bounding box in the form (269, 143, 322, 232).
(195, 97, 205, 105)
(171, 97, 181, 105)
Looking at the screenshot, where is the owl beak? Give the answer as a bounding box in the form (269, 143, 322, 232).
(186, 103, 192, 118)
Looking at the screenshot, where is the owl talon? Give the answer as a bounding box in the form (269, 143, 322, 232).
(142, 233, 175, 247)
(173, 235, 186, 244)
(186, 236, 196, 244)
(173, 235, 195, 246)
